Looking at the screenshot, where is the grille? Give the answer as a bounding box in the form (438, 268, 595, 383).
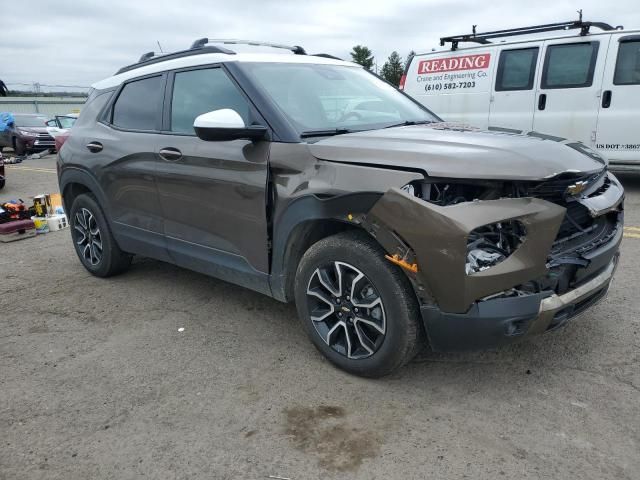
(528, 170, 604, 201)
(528, 170, 606, 240)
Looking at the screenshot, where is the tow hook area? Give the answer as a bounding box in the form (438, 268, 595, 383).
(363, 188, 566, 313)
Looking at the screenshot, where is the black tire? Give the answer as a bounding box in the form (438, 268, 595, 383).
(69, 193, 132, 277)
(12, 138, 25, 156)
(294, 230, 424, 377)
(0, 179, 4, 190)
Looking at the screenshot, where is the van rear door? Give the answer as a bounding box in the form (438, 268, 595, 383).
(532, 37, 609, 145)
(488, 42, 541, 131)
(595, 33, 640, 168)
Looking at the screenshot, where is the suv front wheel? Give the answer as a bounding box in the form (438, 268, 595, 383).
(294, 231, 423, 377)
(69, 193, 132, 277)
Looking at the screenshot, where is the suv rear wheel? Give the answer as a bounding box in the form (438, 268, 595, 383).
(294, 230, 423, 377)
(70, 193, 132, 277)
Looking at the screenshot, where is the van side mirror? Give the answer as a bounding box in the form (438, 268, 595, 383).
(193, 109, 267, 141)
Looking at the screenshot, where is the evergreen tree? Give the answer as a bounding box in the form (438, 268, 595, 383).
(380, 51, 404, 86)
(405, 50, 416, 70)
(350, 45, 374, 70)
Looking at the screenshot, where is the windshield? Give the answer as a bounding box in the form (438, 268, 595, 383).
(14, 115, 48, 127)
(57, 116, 77, 129)
(239, 63, 438, 136)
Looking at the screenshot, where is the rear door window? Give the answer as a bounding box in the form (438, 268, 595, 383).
(541, 42, 599, 89)
(169, 67, 250, 134)
(495, 47, 538, 91)
(614, 39, 640, 85)
(112, 75, 164, 130)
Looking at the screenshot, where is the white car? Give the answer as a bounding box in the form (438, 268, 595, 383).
(46, 114, 78, 138)
(401, 18, 640, 171)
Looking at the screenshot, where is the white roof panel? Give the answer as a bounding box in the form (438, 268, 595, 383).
(93, 52, 356, 90)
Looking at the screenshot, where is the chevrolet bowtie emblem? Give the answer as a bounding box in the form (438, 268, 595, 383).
(566, 180, 588, 197)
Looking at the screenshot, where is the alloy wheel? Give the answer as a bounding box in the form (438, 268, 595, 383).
(74, 207, 103, 266)
(306, 261, 386, 359)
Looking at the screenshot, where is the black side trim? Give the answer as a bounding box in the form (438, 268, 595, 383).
(166, 236, 272, 296)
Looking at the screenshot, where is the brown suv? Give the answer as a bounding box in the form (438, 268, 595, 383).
(57, 40, 624, 377)
(0, 113, 55, 155)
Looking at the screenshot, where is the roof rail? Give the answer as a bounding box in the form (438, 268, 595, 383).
(313, 53, 343, 60)
(139, 51, 155, 62)
(440, 16, 623, 50)
(115, 45, 234, 75)
(115, 38, 309, 75)
(191, 38, 307, 55)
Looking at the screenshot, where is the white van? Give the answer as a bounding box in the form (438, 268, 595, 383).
(401, 19, 640, 171)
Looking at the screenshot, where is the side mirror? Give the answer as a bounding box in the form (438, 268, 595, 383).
(193, 109, 267, 142)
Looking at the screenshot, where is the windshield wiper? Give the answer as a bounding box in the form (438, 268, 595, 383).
(300, 128, 353, 138)
(383, 120, 433, 129)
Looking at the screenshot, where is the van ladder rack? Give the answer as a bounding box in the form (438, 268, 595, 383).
(440, 17, 622, 51)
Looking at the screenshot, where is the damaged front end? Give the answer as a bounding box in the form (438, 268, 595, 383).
(364, 170, 623, 351)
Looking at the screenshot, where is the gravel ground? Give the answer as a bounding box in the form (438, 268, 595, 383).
(1, 154, 639, 480)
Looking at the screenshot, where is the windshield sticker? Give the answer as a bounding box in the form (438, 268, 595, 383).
(414, 53, 492, 94)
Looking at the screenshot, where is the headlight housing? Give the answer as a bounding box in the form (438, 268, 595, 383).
(466, 220, 526, 275)
(18, 130, 37, 137)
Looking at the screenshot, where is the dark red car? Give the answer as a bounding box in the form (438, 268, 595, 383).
(0, 151, 5, 189)
(0, 113, 55, 155)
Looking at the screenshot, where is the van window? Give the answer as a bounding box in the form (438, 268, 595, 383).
(170, 68, 250, 134)
(542, 42, 599, 89)
(495, 48, 538, 91)
(112, 76, 163, 130)
(614, 40, 640, 85)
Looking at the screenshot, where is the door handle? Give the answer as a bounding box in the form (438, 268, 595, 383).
(159, 147, 183, 162)
(538, 93, 547, 111)
(602, 90, 612, 108)
(86, 141, 103, 153)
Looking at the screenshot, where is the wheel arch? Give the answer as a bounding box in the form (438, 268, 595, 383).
(59, 168, 111, 223)
(269, 192, 384, 302)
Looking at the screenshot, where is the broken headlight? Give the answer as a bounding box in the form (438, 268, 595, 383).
(466, 220, 526, 275)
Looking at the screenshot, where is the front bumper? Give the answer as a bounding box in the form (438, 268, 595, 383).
(364, 172, 624, 352)
(24, 136, 55, 151)
(421, 254, 618, 351)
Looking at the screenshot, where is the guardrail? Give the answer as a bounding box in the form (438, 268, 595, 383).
(0, 96, 87, 115)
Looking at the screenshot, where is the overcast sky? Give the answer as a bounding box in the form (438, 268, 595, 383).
(1, 0, 638, 91)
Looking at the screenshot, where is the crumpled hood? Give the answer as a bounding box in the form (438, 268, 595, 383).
(307, 123, 606, 181)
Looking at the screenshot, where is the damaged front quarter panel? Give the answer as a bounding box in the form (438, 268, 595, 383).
(365, 188, 566, 314)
